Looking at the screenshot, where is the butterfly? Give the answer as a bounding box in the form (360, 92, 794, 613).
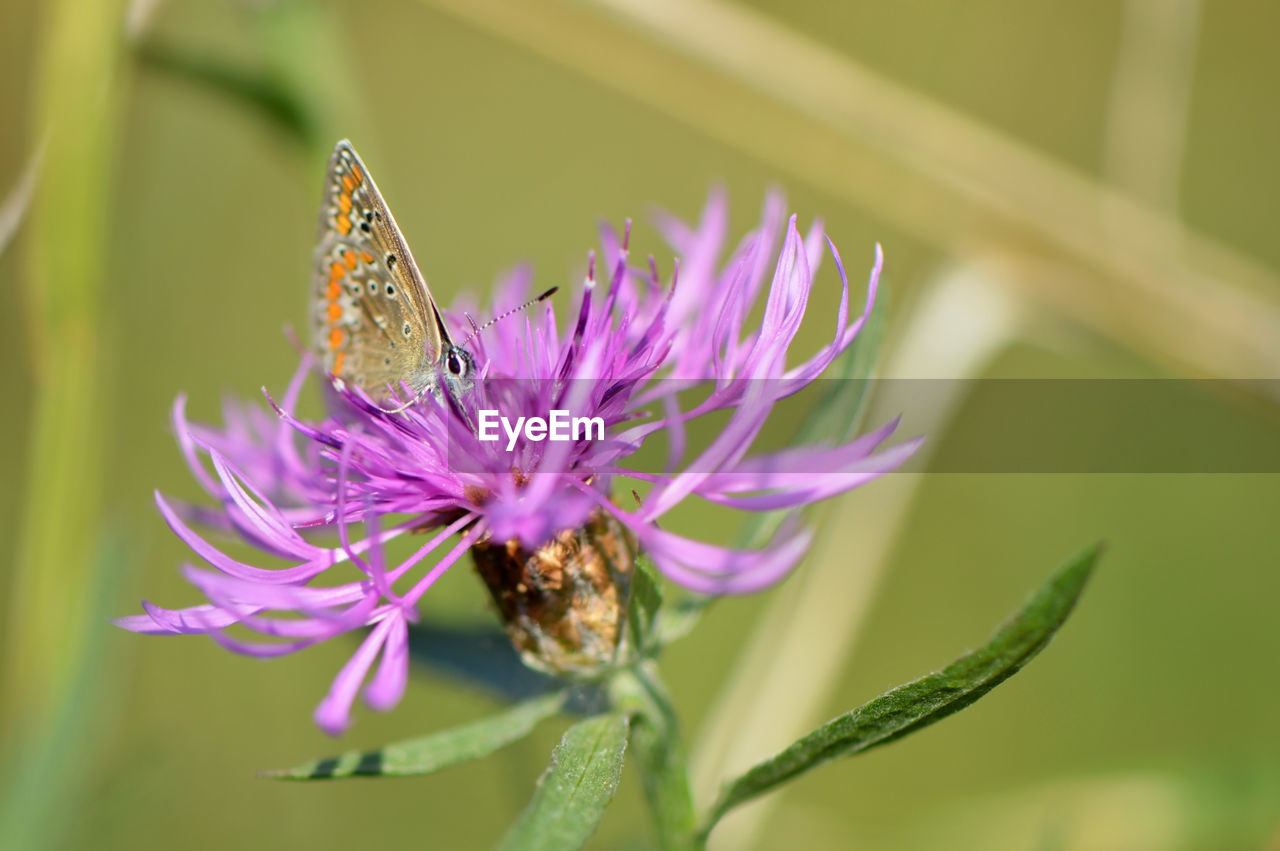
(312, 140, 475, 407)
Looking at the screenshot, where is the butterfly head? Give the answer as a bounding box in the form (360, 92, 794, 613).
(439, 342, 476, 398)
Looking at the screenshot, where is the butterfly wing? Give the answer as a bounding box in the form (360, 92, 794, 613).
(312, 140, 448, 400)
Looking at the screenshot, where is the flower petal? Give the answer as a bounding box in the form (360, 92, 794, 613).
(313, 616, 397, 736)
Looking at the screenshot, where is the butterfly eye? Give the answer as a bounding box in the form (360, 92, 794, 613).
(446, 350, 466, 376)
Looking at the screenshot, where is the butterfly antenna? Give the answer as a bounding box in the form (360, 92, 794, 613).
(458, 287, 559, 349)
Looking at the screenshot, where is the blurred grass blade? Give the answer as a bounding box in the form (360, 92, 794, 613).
(419, 0, 1280, 396)
(135, 41, 319, 148)
(256, 0, 366, 171)
(700, 543, 1102, 836)
(135, 0, 362, 168)
(498, 713, 630, 851)
(874, 760, 1280, 851)
(0, 145, 41, 260)
(267, 690, 567, 780)
(4, 0, 121, 762)
(0, 533, 130, 850)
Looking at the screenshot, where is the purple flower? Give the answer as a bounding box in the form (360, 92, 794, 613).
(117, 191, 921, 734)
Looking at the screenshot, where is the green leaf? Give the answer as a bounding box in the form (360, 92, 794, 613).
(701, 543, 1102, 835)
(627, 554, 664, 656)
(498, 713, 631, 851)
(266, 690, 566, 780)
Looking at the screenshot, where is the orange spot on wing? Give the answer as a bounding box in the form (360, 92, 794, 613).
(330, 262, 346, 279)
(327, 280, 341, 300)
(338, 193, 352, 214)
(332, 351, 345, 374)
(329, 327, 344, 349)
(343, 251, 357, 270)
(336, 215, 352, 235)
(350, 166, 364, 185)
(341, 174, 355, 193)
(360, 252, 374, 264)
(327, 302, 343, 321)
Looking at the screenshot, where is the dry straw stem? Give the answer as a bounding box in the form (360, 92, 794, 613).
(691, 268, 1029, 848)
(418, 0, 1280, 393)
(1100, 0, 1200, 210)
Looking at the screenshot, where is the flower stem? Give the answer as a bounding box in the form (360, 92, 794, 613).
(612, 663, 701, 851)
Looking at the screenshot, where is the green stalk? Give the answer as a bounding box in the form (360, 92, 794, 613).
(613, 664, 700, 851)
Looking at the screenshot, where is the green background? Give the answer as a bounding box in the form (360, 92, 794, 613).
(1, 1, 1277, 848)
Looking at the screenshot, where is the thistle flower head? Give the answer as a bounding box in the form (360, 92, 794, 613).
(118, 191, 920, 734)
